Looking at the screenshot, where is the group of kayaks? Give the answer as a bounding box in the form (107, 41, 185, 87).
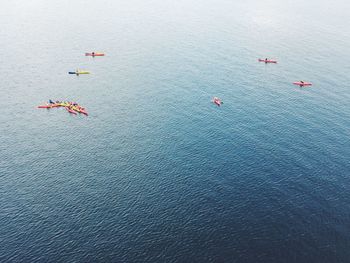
(38, 52, 105, 116)
(68, 52, 105, 75)
(258, 58, 313, 87)
(38, 101, 88, 116)
(211, 58, 313, 107)
(44, 52, 312, 111)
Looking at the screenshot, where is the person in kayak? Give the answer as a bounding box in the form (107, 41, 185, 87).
(92, 52, 95, 57)
(49, 99, 55, 104)
(299, 80, 304, 87)
(265, 58, 268, 63)
(76, 69, 80, 76)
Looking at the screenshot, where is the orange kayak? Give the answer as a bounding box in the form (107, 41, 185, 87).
(85, 53, 104, 56)
(37, 104, 60, 108)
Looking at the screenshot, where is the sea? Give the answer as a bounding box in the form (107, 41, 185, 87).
(1, 0, 350, 262)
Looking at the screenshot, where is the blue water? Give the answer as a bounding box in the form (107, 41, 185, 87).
(1, 0, 350, 262)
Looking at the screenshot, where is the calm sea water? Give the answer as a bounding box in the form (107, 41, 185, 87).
(1, 0, 350, 262)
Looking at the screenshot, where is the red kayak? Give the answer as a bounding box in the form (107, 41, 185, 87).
(212, 97, 222, 106)
(85, 53, 104, 56)
(38, 105, 52, 108)
(258, 59, 277, 63)
(66, 107, 77, 115)
(293, 82, 312, 87)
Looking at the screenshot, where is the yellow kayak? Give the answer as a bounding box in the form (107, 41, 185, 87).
(57, 102, 70, 107)
(68, 71, 90, 75)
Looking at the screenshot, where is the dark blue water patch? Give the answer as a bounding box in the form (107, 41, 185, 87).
(1, 0, 350, 262)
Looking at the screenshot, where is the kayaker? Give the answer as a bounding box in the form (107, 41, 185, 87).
(49, 99, 54, 104)
(92, 52, 95, 57)
(265, 58, 268, 63)
(76, 69, 79, 76)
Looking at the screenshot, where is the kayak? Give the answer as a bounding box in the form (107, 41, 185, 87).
(212, 97, 222, 106)
(38, 104, 59, 108)
(38, 105, 52, 108)
(78, 110, 88, 116)
(77, 108, 88, 115)
(293, 82, 312, 86)
(66, 107, 77, 115)
(68, 71, 90, 74)
(71, 106, 88, 115)
(57, 102, 70, 107)
(258, 59, 277, 63)
(85, 53, 104, 56)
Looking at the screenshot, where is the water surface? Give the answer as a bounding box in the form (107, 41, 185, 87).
(1, 0, 350, 262)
